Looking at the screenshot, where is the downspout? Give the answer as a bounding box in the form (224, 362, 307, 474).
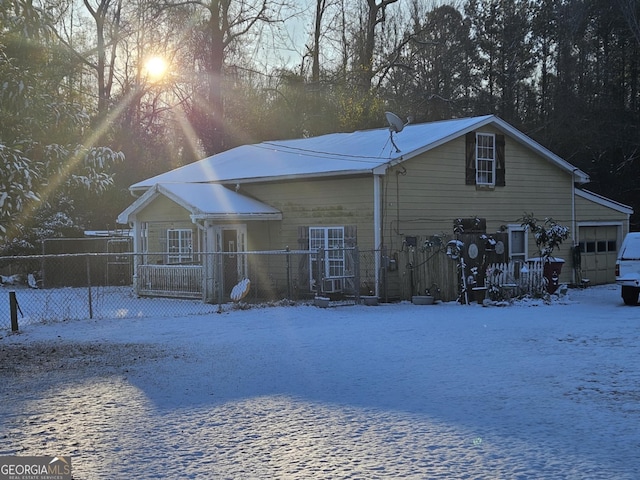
(374, 173, 383, 298)
(571, 168, 579, 287)
(571, 168, 578, 245)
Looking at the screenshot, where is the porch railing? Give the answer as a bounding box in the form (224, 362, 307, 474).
(136, 264, 203, 299)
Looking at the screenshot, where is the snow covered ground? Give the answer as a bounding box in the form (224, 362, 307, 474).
(1, 283, 639, 479)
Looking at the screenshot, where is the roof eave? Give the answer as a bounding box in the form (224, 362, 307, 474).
(488, 116, 591, 183)
(190, 213, 283, 221)
(576, 189, 634, 215)
(130, 169, 380, 193)
(117, 184, 161, 224)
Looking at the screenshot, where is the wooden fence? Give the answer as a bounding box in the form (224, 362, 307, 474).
(395, 246, 548, 302)
(395, 247, 459, 301)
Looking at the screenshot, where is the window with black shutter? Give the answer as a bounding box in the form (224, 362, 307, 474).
(465, 132, 506, 187)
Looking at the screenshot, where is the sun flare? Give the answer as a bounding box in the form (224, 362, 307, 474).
(144, 56, 168, 80)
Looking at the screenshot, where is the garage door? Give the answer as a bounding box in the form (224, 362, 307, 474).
(578, 226, 619, 285)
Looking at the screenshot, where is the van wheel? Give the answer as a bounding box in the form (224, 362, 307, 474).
(621, 286, 639, 306)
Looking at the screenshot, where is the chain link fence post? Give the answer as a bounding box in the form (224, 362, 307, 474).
(86, 255, 93, 319)
(9, 291, 20, 332)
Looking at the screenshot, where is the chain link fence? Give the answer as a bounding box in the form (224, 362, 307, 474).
(1, 248, 381, 331)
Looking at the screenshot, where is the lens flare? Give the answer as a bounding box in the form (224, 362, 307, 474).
(144, 56, 168, 80)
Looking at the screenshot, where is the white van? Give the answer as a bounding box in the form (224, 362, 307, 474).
(616, 232, 640, 305)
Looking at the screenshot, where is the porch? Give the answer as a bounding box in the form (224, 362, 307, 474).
(132, 248, 369, 303)
(136, 264, 203, 299)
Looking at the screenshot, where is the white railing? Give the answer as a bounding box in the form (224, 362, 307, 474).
(136, 264, 203, 299)
(485, 260, 546, 296)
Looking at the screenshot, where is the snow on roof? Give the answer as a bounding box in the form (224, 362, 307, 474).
(129, 115, 590, 192)
(129, 116, 494, 191)
(117, 183, 282, 225)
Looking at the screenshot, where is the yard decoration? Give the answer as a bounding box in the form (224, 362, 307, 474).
(446, 239, 469, 304)
(230, 278, 251, 302)
(520, 214, 570, 294)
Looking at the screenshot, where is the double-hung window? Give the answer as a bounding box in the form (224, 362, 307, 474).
(309, 227, 345, 289)
(476, 133, 495, 186)
(167, 228, 193, 264)
(466, 132, 505, 187)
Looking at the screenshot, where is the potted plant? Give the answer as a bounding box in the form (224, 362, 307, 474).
(520, 213, 570, 294)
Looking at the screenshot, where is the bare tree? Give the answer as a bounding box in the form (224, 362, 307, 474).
(616, 0, 640, 46)
(356, 0, 399, 91)
(159, 0, 289, 155)
(83, 0, 124, 115)
(311, 0, 328, 85)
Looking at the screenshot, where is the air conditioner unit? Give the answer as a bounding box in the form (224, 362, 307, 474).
(322, 278, 343, 293)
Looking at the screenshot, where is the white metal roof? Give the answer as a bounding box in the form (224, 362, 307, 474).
(129, 115, 591, 193)
(117, 183, 282, 225)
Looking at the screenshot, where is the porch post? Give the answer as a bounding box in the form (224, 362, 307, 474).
(203, 220, 216, 303)
(131, 216, 140, 295)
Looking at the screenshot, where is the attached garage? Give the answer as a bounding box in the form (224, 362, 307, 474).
(575, 190, 633, 286)
(577, 224, 621, 285)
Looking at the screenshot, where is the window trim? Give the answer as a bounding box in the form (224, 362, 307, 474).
(476, 132, 496, 186)
(166, 228, 193, 264)
(309, 226, 346, 288)
(465, 131, 506, 187)
(508, 225, 528, 262)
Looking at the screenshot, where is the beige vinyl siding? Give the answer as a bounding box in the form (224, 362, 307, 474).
(241, 176, 375, 250)
(136, 196, 195, 256)
(246, 221, 280, 252)
(385, 129, 576, 282)
(575, 195, 630, 227)
(137, 195, 192, 222)
(387, 133, 572, 240)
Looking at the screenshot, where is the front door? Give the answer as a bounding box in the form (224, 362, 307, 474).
(216, 225, 247, 298)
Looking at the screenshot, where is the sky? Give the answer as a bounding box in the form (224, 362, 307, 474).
(258, 0, 460, 71)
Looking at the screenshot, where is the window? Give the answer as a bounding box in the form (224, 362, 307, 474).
(167, 228, 193, 264)
(578, 239, 618, 254)
(309, 227, 345, 289)
(476, 133, 495, 185)
(465, 132, 506, 187)
(509, 226, 527, 262)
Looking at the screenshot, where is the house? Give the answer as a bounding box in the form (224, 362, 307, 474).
(117, 115, 633, 302)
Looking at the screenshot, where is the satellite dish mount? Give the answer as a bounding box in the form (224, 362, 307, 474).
(385, 111, 408, 153)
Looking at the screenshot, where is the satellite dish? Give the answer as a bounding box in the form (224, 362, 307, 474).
(385, 111, 408, 153)
(385, 111, 405, 133)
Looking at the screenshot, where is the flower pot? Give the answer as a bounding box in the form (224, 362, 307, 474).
(412, 295, 434, 305)
(543, 259, 565, 294)
(362, 295, 378, 306)
(314, 297, 330, 308)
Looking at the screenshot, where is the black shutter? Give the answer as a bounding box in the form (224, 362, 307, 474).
(344, 225, 357, 247)
(465, 132, 476, 185)
(496, 134, 506, 186)
(298, 226, 310, 290)
(298, 226, 309, 249)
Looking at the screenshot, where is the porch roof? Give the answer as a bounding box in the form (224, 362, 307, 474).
(117, 183, 282, 225)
